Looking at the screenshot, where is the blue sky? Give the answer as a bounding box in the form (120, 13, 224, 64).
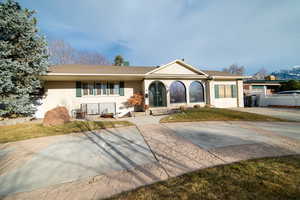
(17, 0, 300, 74)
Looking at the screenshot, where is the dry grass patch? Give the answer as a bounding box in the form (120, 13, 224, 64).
(0, 120, 133, 143)
(107, 155, 300, 200)
(160, 108, 288, 123)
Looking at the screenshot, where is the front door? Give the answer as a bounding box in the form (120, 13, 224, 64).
(149, 81, 167, 107)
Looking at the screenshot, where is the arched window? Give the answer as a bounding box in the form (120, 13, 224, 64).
(189, 81, 204, 102)
(148, 81, 167, 107)
(170, 81, 186, 103)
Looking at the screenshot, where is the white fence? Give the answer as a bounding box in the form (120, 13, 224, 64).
(258, 94, 300, 107)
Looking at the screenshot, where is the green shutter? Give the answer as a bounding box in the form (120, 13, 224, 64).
(232, 85, 237, 98)
(76, 81, 82, 97)
(119, 81, 124, 96)
(214, 85, 219, 98)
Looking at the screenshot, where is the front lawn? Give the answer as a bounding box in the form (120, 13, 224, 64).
(107, 155, 300, 200)
(0, 120, 133, 143)
(160, 108, 288, 123)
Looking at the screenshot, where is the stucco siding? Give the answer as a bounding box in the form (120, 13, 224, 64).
(35, 81, 142, 118)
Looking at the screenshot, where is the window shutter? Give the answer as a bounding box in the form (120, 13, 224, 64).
(119, 81, 125, 96)
(232, 85, 237, 98)
(214, 85, 219, 98)
(76, 81, 82, 97)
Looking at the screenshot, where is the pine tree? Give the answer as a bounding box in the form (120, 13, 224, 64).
(0, 0, 49, 117)
(114, 55, 124, 66)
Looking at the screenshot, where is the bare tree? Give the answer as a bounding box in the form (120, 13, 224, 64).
(48, 40, 110, 65)
(252, 67, 268, 80)
(77, 50, 110, 65)
(48, 40, 76, 65)
(222, 64, 245, 75)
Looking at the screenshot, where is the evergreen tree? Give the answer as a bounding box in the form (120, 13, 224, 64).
(0, 0, 49, 117)
(114, 55, 124, 66)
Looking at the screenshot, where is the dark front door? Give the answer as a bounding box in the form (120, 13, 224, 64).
(149, 81, 166, 107)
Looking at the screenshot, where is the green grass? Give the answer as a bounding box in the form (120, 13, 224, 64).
(107, 155, 300, 200)
(160, 108, 288, 123)
(0, 120, 133, 143)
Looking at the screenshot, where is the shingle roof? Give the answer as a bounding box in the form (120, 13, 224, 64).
(202, 70, 240, 76)
(48, 64, 157, 74)
(48, 64, 238, 77)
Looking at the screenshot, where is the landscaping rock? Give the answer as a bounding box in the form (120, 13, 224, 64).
(43, 107, 70, 126)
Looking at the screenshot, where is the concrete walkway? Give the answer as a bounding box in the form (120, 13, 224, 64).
(231, 107, 300, 122)
(1, 119, 300, 200)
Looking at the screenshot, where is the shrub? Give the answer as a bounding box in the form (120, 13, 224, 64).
(126, 93, 144, 107)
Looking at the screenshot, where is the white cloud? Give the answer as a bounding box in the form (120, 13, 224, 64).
(20, 0, 300, 73)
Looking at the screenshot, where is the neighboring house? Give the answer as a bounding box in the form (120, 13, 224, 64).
(36, 59, 246, 118)
(243, 80, 285, 96)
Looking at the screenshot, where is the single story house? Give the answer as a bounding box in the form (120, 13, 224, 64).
(243, 80, 286, 96)
(36, 59, 246, 118)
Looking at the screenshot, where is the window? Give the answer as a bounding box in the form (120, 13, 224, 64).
(225, 85, 232, 98)
(189, 81, 204, 102)
(88, 83, 94, 95)
(95, 83, 101, 95)
(83, 83, 94, 95)
(83, 83, 89, 95)
(101, 83, 107, 95)
(252, 85, 264, 92)
(252, 85, 264, 89)
(215, 84, 237, 98)
(170, 81, 186, 103)
(109, 83, 114, 95)
(114, 83, 120, 95)
(82, 82, 120, 96)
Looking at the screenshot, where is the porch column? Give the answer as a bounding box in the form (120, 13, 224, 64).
(237, 80, 244, 107)
(185, 81, 190, 106)
(165, 82, 171, 108)
(206, 80, 214, 106)
(143, 79, 150, 106)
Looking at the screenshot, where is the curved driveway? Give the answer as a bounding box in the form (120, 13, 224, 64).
(1, 119, 300, 200)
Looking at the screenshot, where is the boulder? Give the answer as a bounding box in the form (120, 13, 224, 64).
(43, 107, 70, 126)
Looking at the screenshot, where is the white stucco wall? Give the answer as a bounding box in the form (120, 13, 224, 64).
(35, 81, 142, 118)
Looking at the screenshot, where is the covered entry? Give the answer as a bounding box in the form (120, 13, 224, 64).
(149, 81, 167, 107)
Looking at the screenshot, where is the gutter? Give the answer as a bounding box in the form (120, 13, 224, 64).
(210, 75, 252, 80)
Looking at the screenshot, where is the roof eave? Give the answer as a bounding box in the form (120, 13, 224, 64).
(45, 73, 145, 76)
(211, 75, 251, 80)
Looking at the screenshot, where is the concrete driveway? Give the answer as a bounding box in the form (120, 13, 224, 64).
(1, 120, 300, 200)
(0, 126, 156, 197)
(163, 121, 300, 149)
(231, 107, 300, 122)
